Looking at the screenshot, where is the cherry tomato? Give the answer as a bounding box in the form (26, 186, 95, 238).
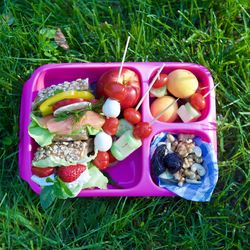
(53, 98, 85, 111)
(107, 150, 117, 163)
(103, 82, 127, 101)
(32, 166, 55, 177)
(123, 108, 141, 124)
(190, 93, 206, 111)
(153, 74, 168, 89)
(102, 118, 119, 135)
(92, 151, 110, 170)
(133, 122, 152, 139)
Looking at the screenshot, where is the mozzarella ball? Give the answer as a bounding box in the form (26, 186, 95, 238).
(94, 131, 112, 151)
(102, 98, 121, 118)
(167, 69, 198, 98)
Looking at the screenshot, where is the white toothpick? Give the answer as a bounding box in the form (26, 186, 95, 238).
(199, 86, 209, 90)
(203, 83, 219, 98)
(150, 98, 180, 125)
(135, 63, 165, 111)
(117, 36, 131, 82)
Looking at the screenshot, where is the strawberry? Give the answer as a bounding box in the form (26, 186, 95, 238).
(57, 164, 86, 183)
(32, 166, 55, 177)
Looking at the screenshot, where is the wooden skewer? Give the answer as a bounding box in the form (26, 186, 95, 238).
(150, 98, 180, 125)
(203, 83, 219, 98)
(117, 36, 131, 82)
(135, 63, 165, 111)
(199, 86, 209, 90)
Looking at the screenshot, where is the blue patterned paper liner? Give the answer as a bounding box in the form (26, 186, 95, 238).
(150, 132, 218, 202)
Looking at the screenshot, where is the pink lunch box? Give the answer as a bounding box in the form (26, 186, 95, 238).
(19, 62, 217, 197)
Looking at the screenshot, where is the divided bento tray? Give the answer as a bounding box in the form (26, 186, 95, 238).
(19, 62, 217, 197)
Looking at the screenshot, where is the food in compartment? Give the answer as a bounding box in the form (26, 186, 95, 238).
(149, 68, 209, 123)
(123, 108, 141, 125)
(149, 73, 168, 97)
(25, 63, 216, 205)
(177, 103, 201, 122)
(190, 93, 206, 111)
(29, 78, 109, 203)
(151, 133, 206, 187)
(102, 98, 121, 118)
(97, 68, 141, 109)
(28, 67, 148, 206)
(150, 96, 178, 122)
(167, 69, 198, 98)
(111, 130, 142, 161)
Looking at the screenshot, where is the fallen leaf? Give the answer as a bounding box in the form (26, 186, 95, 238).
(2, 12, 15, 26)
(54, 28, 69, 50)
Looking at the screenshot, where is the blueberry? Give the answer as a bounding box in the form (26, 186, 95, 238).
(151, 144, 167, 177)
(163, 152, 183, 174)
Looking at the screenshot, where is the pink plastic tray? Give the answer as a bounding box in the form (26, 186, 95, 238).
(19, 62, 217, 197)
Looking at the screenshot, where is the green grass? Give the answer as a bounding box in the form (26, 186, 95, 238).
(0, 0, 250, 249)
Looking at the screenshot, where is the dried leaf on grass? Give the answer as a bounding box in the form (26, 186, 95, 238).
(54, 28, 69, 50)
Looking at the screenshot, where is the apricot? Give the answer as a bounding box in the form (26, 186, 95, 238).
(167, 69, 198, 98)
(150, 96, 178, 122)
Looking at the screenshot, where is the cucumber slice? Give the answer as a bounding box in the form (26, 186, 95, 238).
(150, 86, 167, 97)
(185, 103, 201, 118)
(111, 130, 142, 161)
(177, 103, 201, 122)
(53, 102, 90, 116)
(116, 119, 134, 137)
(125, 130, 142, 148)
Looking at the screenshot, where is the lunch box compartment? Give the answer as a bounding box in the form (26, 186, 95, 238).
(144, 128, 213, 193)
(19, 62, 217, 197)
(146, 64, 213, 123)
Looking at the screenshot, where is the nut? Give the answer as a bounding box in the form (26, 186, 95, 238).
(176, 143, 188, 157)
(194, 155, 203, 164)
(191, 163, 206, 177)
(171, 141, 178, 151)
(193, 146, 202, 157)
(177, 134, 195, 142)
(173, 171, 182, 181)
(178, 177, 185, 187)
(184, 170, 196, 180)
(167, 134, 176, 143)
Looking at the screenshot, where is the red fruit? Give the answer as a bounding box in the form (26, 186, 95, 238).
(107, 150, 117, 164)
(92, 151, 110, 170)
(102, 117, 119, 135)
(32, 167, 55, 177)
(123, 108, 141, 124)
(53, 98, 86, 111)
(57, 164, 87, 183)
(133, 122, 152, 139)
(153, 74, 168, 89)
(103, 82, 127, 101)
(97, 68, 141, 109)
(190, 93, 206, 111)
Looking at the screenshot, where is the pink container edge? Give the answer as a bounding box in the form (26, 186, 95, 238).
(19, 62, 217, 198)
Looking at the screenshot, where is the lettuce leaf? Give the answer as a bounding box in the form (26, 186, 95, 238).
(86, 125, 101, 135)
(28, 114, 55, 147)
(82, 166, 108, 189)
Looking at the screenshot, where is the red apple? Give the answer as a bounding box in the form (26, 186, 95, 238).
(97, 68, 141, 109)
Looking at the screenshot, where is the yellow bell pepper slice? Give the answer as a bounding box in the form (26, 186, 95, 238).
(39, 90, 95, 116)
